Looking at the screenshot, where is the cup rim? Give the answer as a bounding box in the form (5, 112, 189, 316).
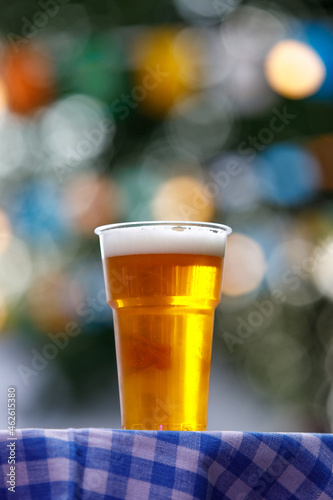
(94, 221, 232, 236)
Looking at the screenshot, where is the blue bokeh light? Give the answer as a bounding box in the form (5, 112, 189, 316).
(258, 143, 321, 206)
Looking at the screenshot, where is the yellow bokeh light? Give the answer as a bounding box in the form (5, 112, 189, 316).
(0, 210, 12, 255)
(0, 79, 8, 114)
(265, 40, 326, 99)
(222, 233, 267, 296)
(152, 176, 215, 222)
(132, 28, 199, 117)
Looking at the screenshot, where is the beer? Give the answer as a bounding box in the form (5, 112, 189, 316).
(95, 222, 231, 430)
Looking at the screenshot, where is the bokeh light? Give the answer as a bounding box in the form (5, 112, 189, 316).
(266, 238, 321, 307)
(311, 237, 333, 302)
(0, 237, 32, 301)
(0, 112, 28, 178)
(208, 153, 262, 212)
(68, 34, 127, 102)
(2, 44, 55, 114)
(27, 271, 82, 333)
(174, 0, 240, 24)
(259, 143, 321, 206)
(70, 259, 112, 327)
(139, 139, 202, 182)
(224, 59, 277, 116)
(0, 0, 332, 432)
(308, 135, 333, 191)
(265, 39, 326, 99)
(304, 22, 333, 99)
(64, 174, 124, 235)
(0, 294, 7, 332)
(152, 175, 215, 221)
(220, 5, 290, 114)
(0, 209, 12, 255)
(41, 94, 114, 169)
(0, 79, 8, 115)
(230, 213, 293, 267)
(132, 27, 197, 117)
(221, 5, 289, 60)
(10, 180, 67, 243)
(222, 233, 267, 297)
(166, 92, 233, 156)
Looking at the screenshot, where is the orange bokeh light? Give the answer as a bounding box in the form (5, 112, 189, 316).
(0, 79, 8, 114)
(152, 175, 215, 222)
(1, 44, 55, 114)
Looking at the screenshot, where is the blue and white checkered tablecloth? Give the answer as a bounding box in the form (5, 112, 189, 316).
(0, 429, 332, 499)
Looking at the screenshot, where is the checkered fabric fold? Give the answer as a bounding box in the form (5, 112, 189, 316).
(0, 430, 333, 499)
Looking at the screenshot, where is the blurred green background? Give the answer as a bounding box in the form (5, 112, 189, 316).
(1, 0, 333, 431)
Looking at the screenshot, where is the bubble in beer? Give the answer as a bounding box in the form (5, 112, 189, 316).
(152, 175, 215, 222)
(222, 233, 267, 296)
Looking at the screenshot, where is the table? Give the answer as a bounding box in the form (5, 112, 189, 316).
(0, 429, 332, 499)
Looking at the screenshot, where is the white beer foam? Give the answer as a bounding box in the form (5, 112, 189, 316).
(98, 224, 229, 258)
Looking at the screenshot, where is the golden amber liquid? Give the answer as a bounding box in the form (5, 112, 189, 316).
(103, 253, 223, 430)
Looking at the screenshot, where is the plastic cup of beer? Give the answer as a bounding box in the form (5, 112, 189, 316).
(95, 221, 231, 431)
